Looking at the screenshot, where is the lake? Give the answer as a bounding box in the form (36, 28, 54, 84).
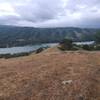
(74, 41, 95, 45)
(0, 41, 95, 54)
(0, 43, 58, 54)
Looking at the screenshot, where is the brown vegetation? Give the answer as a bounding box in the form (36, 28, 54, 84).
(0, 48, 99, 100)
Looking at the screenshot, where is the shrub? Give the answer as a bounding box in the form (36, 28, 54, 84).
(0, 52, 31, 59)
(59, 38, 73, 50)
(35, 47, 44, 54)
(82, 45, 91, 50)
(94, 45, 100, 50)
(94, 30, 100, 44)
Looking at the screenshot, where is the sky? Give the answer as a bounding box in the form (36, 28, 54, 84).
(0, 0, 100, 28)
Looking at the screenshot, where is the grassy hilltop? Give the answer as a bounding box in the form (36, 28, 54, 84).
(0, 47, 99, 100)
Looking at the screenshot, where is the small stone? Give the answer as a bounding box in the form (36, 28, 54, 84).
(62, 80, 73, 85)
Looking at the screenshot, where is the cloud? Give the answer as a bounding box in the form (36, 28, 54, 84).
(0, 0, 100, 28)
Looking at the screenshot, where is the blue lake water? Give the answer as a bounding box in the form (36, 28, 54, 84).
(73, 41, 95, 45)
(0, 41, 95, 54)
(0, 43, 58, 54)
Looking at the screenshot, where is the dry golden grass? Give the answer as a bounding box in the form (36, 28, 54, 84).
(0, 48, 99, 100)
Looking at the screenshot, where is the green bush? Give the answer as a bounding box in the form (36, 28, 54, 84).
(94, 30, 100, 44)
(59, 38, 73, 50)
(0, 52, 31, 59)
(82, 45, 91, 50)
(35, 47, 44, 54)
(94, 45, 100, 50)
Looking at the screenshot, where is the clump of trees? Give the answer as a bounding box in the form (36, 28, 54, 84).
(82, 45, 91, 51)
(0, 52, 31, 59)
(35, 47, 44, 54)
(58, 34, 100, 51)
(93, 30, 100, 50)
(94, 30, 100, 44)
(59, 38, 73, 50)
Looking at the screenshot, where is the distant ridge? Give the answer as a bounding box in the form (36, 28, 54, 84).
(0, 25, 98, 47)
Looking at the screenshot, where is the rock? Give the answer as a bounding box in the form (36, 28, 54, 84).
(62, 80, 73, 85)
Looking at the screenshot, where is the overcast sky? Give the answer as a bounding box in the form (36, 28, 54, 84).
(0, 0, 100, 28)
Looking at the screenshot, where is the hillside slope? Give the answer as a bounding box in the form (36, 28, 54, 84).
(0, 49, 99, 100)
(0, 25, 97, 47)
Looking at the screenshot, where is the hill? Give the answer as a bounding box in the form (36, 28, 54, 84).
(0, 49, 99, 100)
(0, 25, 98, 47)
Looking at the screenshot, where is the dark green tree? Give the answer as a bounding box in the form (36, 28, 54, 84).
(82, 45, 90, 50)
(59, 38, 73, 50)
(35, 47, 44, 54)
(94, 30, 100, 43)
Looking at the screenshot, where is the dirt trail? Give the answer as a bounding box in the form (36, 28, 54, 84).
(0, 50, 99, 100)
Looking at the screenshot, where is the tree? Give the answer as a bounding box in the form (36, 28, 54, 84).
(82, 45, 90, 50)
(59, 38, 73, 50)
(35, 47, 44, 54)
(94, 30, 100, 43)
